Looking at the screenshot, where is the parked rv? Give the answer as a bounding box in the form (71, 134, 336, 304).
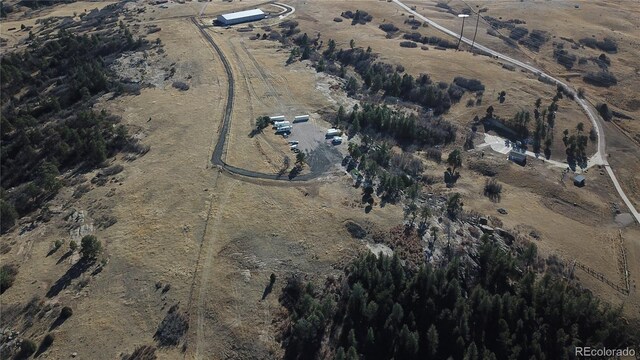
(293, 115, 310, 123)
(269, 115, 286, 123)
(326, 128, 342, 138)
(273, 121, 291, 129)
(275, 125, 292, 134)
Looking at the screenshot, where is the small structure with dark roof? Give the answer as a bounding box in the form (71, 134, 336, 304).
(573, 174, 586, 187)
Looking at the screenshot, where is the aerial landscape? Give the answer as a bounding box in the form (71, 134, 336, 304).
(1, 0, 639, 359)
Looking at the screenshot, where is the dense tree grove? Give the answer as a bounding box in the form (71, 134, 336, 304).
(338, 104, 456, 148)
(281, 241, 636, 360)
(1, 16, 147, 232)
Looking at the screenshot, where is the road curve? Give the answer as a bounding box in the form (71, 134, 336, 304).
(190, 16, 330, 182)
(392, 0, 639, 224)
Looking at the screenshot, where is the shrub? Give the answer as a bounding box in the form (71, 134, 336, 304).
(172, 81, 189, 91)
(0, 264, 18, 294)
(333, 17, 343, 23)
(101, 164, 124, 176)
(484, 178, 503, 202)
(61, 306, 74, 319)
(583, 71, 617, 87)
(379, 23, 399, 33)
(0, 199, 17, 233)
(80, 235, 102, 260)
(596, 103, 613, 121)
(154, 305, 189, 347)
(17, 339, 37, 359)
(453, 77, 485, 92)
(399, 41, 417, 48)
(579, 37, 617, 53)
(425, 148, 442, 163)
(69, 240, 78, 251)
(447, 83, 465, 102)
(53, 239, 64, 252)
(509, 27, 529, 40)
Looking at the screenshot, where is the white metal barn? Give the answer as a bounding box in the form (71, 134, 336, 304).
(217, 9, 265, 26)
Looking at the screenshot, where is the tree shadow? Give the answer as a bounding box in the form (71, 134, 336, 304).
(261, 282, 274, 300)
(49, 313, 69, 331)
(288, 166, 301, 180)
(248, 129, 262, 138)
(55, 250, 73, 265)
(46, 247, 59, 257)
(46, 258, 95, 298)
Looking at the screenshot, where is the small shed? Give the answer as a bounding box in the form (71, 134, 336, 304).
(573, 174, 586, 187)
(508, 150, 527, 166)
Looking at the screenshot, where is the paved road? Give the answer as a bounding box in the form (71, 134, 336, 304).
(191, 15, 334, 182)
(392, 0, 640, 224)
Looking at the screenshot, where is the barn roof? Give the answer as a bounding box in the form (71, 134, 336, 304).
(219, 9, 264, 21)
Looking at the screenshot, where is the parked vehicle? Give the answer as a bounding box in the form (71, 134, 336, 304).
(293, 115, 310, 123)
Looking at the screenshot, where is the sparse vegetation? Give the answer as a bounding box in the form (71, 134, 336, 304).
(0, 264, 18, 294)
(123, 345, 157, 360)
(1, 11, 149, 226)
(341, 10, 372, 25)
(579, 37, 617, 53)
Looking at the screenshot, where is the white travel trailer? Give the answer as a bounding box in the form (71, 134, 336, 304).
(326, 128, 342, 137)
(293, 115, 310, 123)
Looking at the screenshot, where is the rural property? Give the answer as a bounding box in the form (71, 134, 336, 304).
(1, 0, 639, 359)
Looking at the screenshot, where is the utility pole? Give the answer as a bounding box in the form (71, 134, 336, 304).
(456, 14, 469, 50)
(471, 11, 480, 51)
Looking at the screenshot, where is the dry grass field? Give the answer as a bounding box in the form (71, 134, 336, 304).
(1, 0, 639, 358)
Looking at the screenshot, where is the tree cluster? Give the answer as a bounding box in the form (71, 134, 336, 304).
(338, 104, 456, 148)
(1, 23, 146, 232)
(402, 33, 456, 49)
(281, 242, 636, 360)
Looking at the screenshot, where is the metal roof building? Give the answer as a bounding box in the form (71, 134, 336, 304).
(217, 9, 265, 26)
(573, 174, 586, 187)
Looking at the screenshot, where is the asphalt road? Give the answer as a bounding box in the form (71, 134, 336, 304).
(392, 0, 639, 224)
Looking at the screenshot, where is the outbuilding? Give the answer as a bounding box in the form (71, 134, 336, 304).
(573, 174, 586, 187)
(216, 9, 266, 26)
(508, 149, 527, 166)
